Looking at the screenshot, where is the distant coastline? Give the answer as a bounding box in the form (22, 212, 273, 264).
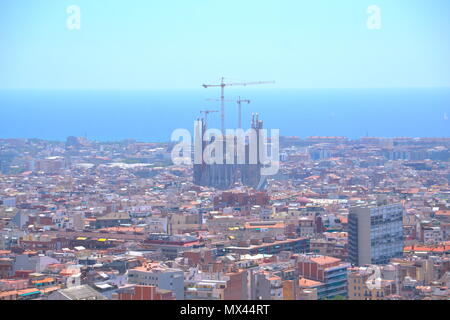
(0, 88, 449, 142)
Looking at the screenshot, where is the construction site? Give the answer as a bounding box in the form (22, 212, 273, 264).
(193, 77, 275, 190)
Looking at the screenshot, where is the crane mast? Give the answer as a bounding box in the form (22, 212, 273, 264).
(200, 110, 218, 128)
(202, 77, 274, 133)
(236, 96, 250, 129)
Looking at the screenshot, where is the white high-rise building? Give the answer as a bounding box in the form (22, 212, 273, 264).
(349, 202, 404, 266)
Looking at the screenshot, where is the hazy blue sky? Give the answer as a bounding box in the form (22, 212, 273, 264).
(1, 0, 449, 89)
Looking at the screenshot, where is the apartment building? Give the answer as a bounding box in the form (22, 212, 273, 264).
(296, 254, 350, 299)
(184, 279, 227, 300)
(347, 267, 396, 300)
(349, 202, 404, 266)
(225, 237, 309, 255)
(144, 234, 204, 259)
(127, 262, 184, 299)
(114, 284, 175, 300)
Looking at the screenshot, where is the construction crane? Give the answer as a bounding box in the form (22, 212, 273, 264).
(200, 110, 218, 127)
(202, 77, 275, 133)
(236, 97, 250, 129)
(207, 97, 250, 129)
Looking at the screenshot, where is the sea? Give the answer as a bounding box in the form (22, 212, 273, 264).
(0, 88, 449, 142)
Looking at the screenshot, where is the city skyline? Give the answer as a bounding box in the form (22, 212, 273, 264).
(1, 0, 450, 307)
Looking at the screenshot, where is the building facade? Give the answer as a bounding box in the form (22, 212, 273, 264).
(296, 254, 350, 299)
(349, 202, 404, 266)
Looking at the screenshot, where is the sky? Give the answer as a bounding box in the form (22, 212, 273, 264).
(0, 0, 450, 90)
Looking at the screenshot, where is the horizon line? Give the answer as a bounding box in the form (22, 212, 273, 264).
(1, 85, 450, 91)
(2, 135, 450, 143)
